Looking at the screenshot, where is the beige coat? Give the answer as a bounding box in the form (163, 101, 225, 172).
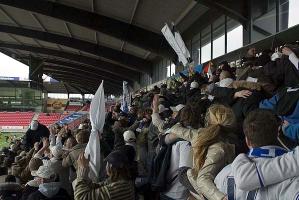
(62, 143, 87, 170)
(169, 123, 235, 200)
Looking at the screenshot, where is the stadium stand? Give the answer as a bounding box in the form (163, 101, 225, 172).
(37, 113, 61, 126)
(1, 1, 299, 200)
(0, 112, 34, 126)
(65, 105, 82, 112)
(81, 104, 90, 111)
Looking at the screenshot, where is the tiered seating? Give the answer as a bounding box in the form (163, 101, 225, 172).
(0, 112, 34, 126)
(81, 104, 90, 111)
(65, 105, 82, 111)
(60, 114, 69, 120)
(38, 113, 61, 126)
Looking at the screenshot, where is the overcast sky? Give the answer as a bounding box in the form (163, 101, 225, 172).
(0, 0, 299, 80)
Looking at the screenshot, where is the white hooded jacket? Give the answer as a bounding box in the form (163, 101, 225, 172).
(231, 146, 299, 191)
(215, 146, 299, 200)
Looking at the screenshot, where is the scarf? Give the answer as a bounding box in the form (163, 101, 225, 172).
(248, 146, 288, 158)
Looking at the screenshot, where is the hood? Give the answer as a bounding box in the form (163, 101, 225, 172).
(26, 179, 39, 187)
(71, 143, 87, 151)
(39, 182, 61, 198)
(30, 121, 39, 131)
(219, 78, 234, 88)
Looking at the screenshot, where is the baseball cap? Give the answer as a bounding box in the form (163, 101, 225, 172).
(170, 104, 185, 112)
(123, 130, 136, 142)
(31, 165, 55, 179)
(105, 150, 128, 168)
(158, 104, 169, 114)
(190, 81, 199, 89)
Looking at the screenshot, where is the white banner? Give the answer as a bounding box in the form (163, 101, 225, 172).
(161, 24, 190, 66)
(121, 81, 130, 113)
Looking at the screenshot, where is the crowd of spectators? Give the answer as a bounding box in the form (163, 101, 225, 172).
(0, 45, 299, 200)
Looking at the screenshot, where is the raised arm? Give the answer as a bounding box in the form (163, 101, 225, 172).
(74, 153, 109, 200)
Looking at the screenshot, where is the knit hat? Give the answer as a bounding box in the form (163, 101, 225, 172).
(105, 150, 128, 168)
(123, 130, 136, 142)
(29, 158, 43, 172)
(170, 104, 185, 112)
(50, 146, 63, 158)
(31, 165, 55, 179)
(190, 81, 199, 89)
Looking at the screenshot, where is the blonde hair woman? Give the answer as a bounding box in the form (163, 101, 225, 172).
(166, 104, 237, 200)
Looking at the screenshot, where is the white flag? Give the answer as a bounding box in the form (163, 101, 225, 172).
(85, 80, 105, 181)
(161, 23, 190, 66)
(121, 81, 129, 113)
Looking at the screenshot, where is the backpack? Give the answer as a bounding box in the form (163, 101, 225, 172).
(150, 138, 185, 192)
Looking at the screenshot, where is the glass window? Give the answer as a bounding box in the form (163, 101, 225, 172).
(170, 63, 175, 76)
(289, 0, 299, 28)
(227, 25, 243, 53)
(201, 42, 211, 63)
(48, 93, 68, 99)
(84, 94, 94, 99)
(69, 94, 82, 99)
(167, 62, 176, 77)
(167, 64, 171, 77)
(213, 35, 225, 58)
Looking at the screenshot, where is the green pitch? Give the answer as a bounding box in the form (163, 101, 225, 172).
(0, 132, 24, 149)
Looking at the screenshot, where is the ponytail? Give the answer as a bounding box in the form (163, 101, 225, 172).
(193, 124, 222, 172)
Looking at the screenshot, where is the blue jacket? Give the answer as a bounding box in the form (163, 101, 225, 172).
(259, 94, 299, 124)
(283, 123, 299, 142)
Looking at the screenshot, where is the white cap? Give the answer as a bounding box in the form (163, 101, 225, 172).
(50, 145, 63, 158)
(271, 52, 282, 61)
(219, 78, 234, 88)
(30, 121, 38, 131)
(170, 104, 185, 112)
(31, 165, 55, 179)
(123, 130, 136, 142)
(158, 104, 169, 113)
(78, 124, 84, 130)
(190, 81, 199, 89)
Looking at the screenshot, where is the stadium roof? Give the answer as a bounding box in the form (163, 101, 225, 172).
(0, 0, 249, 94)
(0, 79, 95, 94)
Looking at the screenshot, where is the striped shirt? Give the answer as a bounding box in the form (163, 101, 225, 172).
(74, 168, 135, 200)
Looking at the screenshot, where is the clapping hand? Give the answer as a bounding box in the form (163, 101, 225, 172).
(152, 94, 159, 113)
(282, 47, 293, 56)
(234, 90, 252, 99)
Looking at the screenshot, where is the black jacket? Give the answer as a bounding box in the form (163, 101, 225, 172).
(27, 188, 71, 200)
(24, 123, 50, 151)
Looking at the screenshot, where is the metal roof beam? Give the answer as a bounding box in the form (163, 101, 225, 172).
(51, 75, 118, 94)
(0, 25, 151, 73)
(43, 64, 123, 85)
(44, 71, 122, 90)
(195, 0, 248, 27)
(62, 82, 70, 94)
(0, 0, 176, 59)
(43, 59, 129, 83)
(43, 66, 122, 88)
(0, 43, 138, 81)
